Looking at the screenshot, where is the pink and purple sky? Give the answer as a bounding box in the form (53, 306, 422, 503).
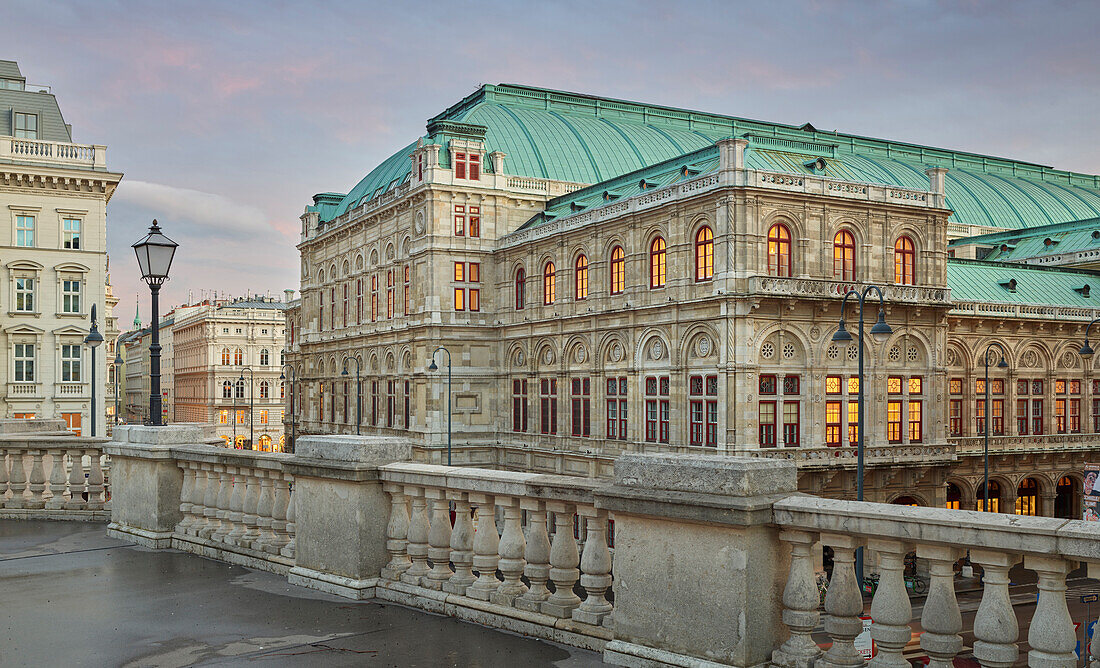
(7, 0, 1100, 327)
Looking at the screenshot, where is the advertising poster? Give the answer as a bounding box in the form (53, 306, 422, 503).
(1085, 463, 1100, 522)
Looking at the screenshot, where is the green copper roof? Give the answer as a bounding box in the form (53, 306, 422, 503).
(947, 259, 1100, 307)
(948, 216, 1100, 263)
(315, 84, 1100, 226)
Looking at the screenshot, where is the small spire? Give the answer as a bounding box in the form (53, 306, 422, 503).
(133, 293, 142, 329)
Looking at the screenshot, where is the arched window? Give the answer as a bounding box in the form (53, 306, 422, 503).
(222, 380, 232, 399)
(649, 237, 666, 289)
(260, 349, 270, 366)
(515, 268, 526, 310)
(233, 348, 244, 366)
(108, 365, 115, 385)
(833, 230, 856, 281)
(767, 224, 792, 277)
(610, 246, 625, 294)
(259, 380, 270, 399)
(235, 379, 245, 399)
(695, 227, 713, 281)
(894, 236, 916, 285)
(543, 262, 556, 305)
(221, 348, 231, 366)
(575, 255, 588, 300)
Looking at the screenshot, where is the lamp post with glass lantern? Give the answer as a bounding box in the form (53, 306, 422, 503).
(832, 284, 893, 588)
(131, 220, 178, 426)
(341, 356, 361, 435)
(982, 342, 1009, 512)
(239, 367, 254, 449)
(279, 363, 296, 451)
(427, 346, 452, 466)
(83, 304, 103, 437)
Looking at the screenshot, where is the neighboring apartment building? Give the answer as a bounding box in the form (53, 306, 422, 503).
(287, 84, 1100, 518)
(173, 296, 289, 450)
(0, 59, 123, 436)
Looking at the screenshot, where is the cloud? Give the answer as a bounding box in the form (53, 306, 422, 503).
(112, 180, 273, 240)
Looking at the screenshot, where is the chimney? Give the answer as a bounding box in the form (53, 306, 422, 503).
(284, 289, 295, 303)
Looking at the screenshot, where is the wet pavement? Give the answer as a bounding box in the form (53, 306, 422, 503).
(0, 520, 605, 667)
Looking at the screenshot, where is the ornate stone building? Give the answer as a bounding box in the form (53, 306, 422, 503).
(286, 84, 1100, 519)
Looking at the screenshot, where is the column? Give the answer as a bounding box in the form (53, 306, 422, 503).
(817, 534, 864, 668)
(772, 530, 822, 668)
(380, 483, 410, 581)
(918, 545, 962, 668)
(515, 500, 552, 613)
(970, 549, 1019, 668)
(401, 488, 430, 585)
(572, 506, 612, 626)
(541, 501, 581, 618)
(491, 497, 528, 606)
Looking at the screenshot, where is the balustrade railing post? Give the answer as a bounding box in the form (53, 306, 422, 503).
(443, 491, 475, 595)
(86, 450, 104, 510)
(402, 487, 431, 585)
(572, 506, 612, 626)
(866, 539, 913, 668)
(0, 450, 8, 507)
(817, 534, 865, 668)
(198, 463, 219, 539)
(466, 493, 501, 601)
(515, 501, 552, 613)
(424, 490, 453, 590)
(226, 468, 247, 546)
(26, 450, 46, 509)
(210, 465, 234, 543)
(970, 549, 1019, 668)
(492, 497, 528, 606)
(241, 472, 261, 549)
(176, 463, 196, 532)
(266, 473, 290, 554)
(918, 545, 963, 668)
(253, 471, 275, 550)
(542, 502, 581, 618)
(185, 464, 208, 536)
(380, 483, 411, 581)
(280, 483, 295, 559)
(772, 530, 823, 668)
(1025, 555, 1077, 668)
(46, 449, 67, 510)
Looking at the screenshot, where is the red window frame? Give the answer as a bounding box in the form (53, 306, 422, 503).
(539, 378, 558, 435)
(1017, 398, 1029, 435)
(689, 374, 718, 447)
(949, 399, 962, 437)
(606, 377, 627, 440)
(825, 400, 842, 446)
(644, 376, 670, 443)
(782, 400, 800, 447)
(887, 400, 903, 443)
(610, 246, 625, 294)
(833, 229, 856, 281)
(767, 224, 792, 277)
(387, 270, 395, 318)
(759, 401, 776, 448)
(571, 378, 591, 437)
(454, 152, 466, 179)
(649, 237, 666, 288)
(469, 205, 480, 237)
(371, 275, 378, 322)
(468, 154, 480, 180)
(908, 400, 923, 443)
(515, 268, 526, 310)
(575, 255, 589, 300)
(543, 262, 556, 305)
(403, 265, 410, 316)
(512, 379, 528, 433)
(356, 279, 363, 324)
(454, 204, 465, 236)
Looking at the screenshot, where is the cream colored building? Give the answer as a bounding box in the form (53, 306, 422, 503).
(287, 84, 1100, 518)
(0, 59, 122, 436)
(174, 296, 288, 449)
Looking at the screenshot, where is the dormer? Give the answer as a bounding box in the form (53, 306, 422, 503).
(426, 120, 488, 184)
(410, 138, 441, 187)
(999, 278, 1017, 293)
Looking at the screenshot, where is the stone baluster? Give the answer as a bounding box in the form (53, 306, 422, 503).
(176, 463, 196, 532)
(210, 466, 234, 543)
(26, 450, 46, 509)
(86, 450, 104, 509)
(817, 535, 864, 668)
(381, 483, 411, 581)
(186, 464, 208, 536)
(918, 545, 963, 668)
(466, 494, 501, 601)
(7, 449, 26, 508)
(46, 449, 67, 510)
(240, 473, 261, 550)
(198, 464, 220, 539)
(402, 487, 431, 585)
(266, 473, 290, 554)
(542, 502, 582, 618)
(280, 482, 296, 559)
(424, 490, 454, 589)
(64, 449, 85, 510)
(0, 450, 8, 506)
(771, 530, 823, 668)
(1025, 555, 1077, 667)
(226, 467, 247, 546)
(867, 539, 912, 668)
(253, 471, 275, 550)
(443, 492, 475, 595)
(516, 502, 552, 613)
(970, 550, 1019, 668)
(572, 506, 612, 625)
(492, 497, 528, 606)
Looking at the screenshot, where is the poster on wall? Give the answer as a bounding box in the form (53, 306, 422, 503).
(1084, 463, 1100, 522)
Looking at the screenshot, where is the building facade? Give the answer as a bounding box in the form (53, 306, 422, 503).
(286, 84, 1100, 518)
(0, 59, 122, 436)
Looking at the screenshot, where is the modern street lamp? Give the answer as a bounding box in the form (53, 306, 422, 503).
(341, 356, 362, 435)
(279, 364, 296, 452)
(132, 220, 178, 426)
(83, 304, 103, 437)
(427, 346, 452, 466)
(239, 367, 254, 449)
(113, 351, 123, 429)
(833, 284, 894, 588)
(982, 342, 1009, 512)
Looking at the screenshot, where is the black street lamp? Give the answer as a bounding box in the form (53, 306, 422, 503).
(341, 356, 362, 435)
(833, 284, 894, 588)
(279, 364, 296, 452)
(83, 304, 103, 437)
(239, 367, 254, 449)
(982, 342, 1009, 512)
(113, 351, 123, 430)
(132, 220, 177, 427)
(427, 346, 452, 466)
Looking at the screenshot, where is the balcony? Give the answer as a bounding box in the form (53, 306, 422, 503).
(4, 424, 1099, 667)
(53, 382, 88, 399)
(0, 136, 107, 170)
(5, 382, 41, 399)
(747, 275, 952, 306)
(954, 432, 1100, 455)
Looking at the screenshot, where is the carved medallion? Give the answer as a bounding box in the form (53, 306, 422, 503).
(650, 339, 664, 361)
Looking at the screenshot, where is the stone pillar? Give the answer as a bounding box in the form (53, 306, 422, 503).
(597, 454, 797, 668)
(285, 435, 412, 599)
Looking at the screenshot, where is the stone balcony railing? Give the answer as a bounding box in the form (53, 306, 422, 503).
(749, 442, 957, 468)
(954, 432, 1100, 455)
(951, 300, 1100, 322)
(747, 276, 952, 306)
(0, 419, 110, 520)
(85, 429, 1100, 667)
(0, 136, 107, 170)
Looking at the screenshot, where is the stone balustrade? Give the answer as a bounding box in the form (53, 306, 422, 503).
(954, 432, 1100, 455)
(1, 136, 107, 169)
(0, 420, 109, 520)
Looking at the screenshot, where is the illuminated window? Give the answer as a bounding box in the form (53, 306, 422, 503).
(649, 237, 666, 288)
(610, 246, 625, 294)
(454, 262, 465, 282)
(833, 230, 856, 280)
(695, 226, 713, 281)
(575, 255, 589, 300)
(887, 401, 903, 443)
(454, 204, 465, 236)
(894, 236, 916, 285)
(543, 262, 556, 305)
(403, 265, 410, 316)
(469, 288, 479, 311)
(767, 224, 792, 277)
(469, 206, 480, 237)
(887, 376, 903, 394)
(454, 288, 465, 311)
(514, 268, 526, 310)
